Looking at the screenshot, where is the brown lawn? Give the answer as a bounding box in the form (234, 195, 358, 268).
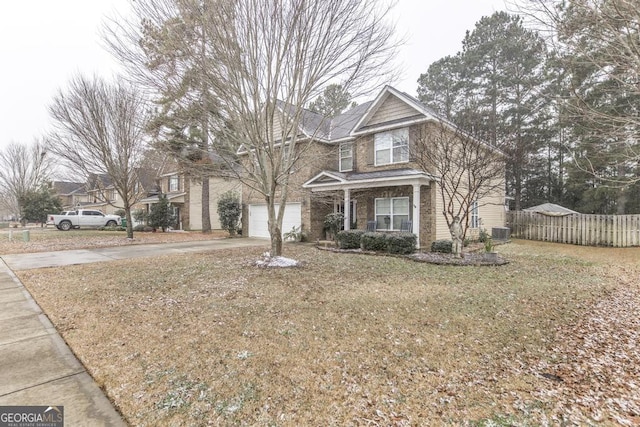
(14, 239, 640, 426)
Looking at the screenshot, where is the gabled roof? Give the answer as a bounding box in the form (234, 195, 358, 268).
(51, 181, 86, 195)
(523, 203, 579, 216)
(328, 102, 373, 141)
(256, 85, 497, 151)
(139, 192, 186, 204)
(303, 168, 438, 191)
(351, 86, 441, 135)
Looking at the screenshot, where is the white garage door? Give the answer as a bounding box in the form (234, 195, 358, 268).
(248, 203, 302, 238)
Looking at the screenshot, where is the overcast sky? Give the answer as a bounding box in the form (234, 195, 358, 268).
(0, 0, 506, 149)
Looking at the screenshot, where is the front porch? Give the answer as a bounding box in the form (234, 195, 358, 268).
(138, 192, 186, 230)
(303, 169, 438, 248)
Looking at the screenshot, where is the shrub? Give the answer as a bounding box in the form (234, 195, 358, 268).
(323, 212, 344, 241)
(386, 233, 417, 254)
(361, 232, 387, 251)
(134, 224, 154, 232)
(336, 229, 364, 249)
(217, 191, 242, 236)
(484, 238, 494, 253)
(431, 239, 453, 253)
(283, 225, 303, 242)
(98, 225, 124, 231)
(149, 194, 177, 231)
(133, 209, 148, 224)
(479, 227, 490, 243)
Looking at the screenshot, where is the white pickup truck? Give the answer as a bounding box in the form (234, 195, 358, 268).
(48, 210, 122, 231)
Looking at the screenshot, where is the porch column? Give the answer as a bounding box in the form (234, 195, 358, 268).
(412, 183, 421, 248)
(343, 188, 351, 230)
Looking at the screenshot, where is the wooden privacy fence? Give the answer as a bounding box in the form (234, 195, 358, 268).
(507, 211, 640, 247)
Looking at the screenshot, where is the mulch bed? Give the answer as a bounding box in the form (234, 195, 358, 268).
(316, 242, 509, 266)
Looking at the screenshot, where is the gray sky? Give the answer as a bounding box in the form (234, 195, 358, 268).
(0, 0, 506, 149)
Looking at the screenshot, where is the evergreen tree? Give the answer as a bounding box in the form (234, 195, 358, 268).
(217, 191, 241, 236)
(148, 194, 175, 231)
(461, 12, 548, 210)
(308, 84, 356, 118)
(20, 185, 62, 225)
(417, 12, 550, 210)
(110, 6, 220, 233)
(521, 0, 640, 213)
(417, 55, 464, 120)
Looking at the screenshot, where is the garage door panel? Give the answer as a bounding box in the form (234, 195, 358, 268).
(248, 203, 301, 238)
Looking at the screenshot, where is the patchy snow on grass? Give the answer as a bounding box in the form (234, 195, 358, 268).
(255, 252, 300, 268)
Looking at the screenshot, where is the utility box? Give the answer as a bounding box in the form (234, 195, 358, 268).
(492, 227, 510, 241)
(22, 230, 30, 242)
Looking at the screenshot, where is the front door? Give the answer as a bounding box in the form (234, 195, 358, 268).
(335, 200, 357, 230)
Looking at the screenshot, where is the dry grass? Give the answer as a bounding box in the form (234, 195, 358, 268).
(15, 240, 640, 426)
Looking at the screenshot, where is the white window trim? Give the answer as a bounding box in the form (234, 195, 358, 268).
(169, 176, 179, 192)
(374, 197, 409, 231)
(374, 127, 409, 166)
(470, 200, 480, 229)
(339, 142, 353, 172)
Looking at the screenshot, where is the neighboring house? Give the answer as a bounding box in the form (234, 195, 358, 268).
(139, 155, 242, 231)
(84, 174, 120, 214)
(242, 85, 506, 248)
(49, 181, 89, 210)
(139, 169, 187, 229)
(83, 169, 158, 216)
(523, 203, 579, 217)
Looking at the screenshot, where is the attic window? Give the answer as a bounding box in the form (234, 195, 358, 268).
(374, 127, 409, 166)
(339, 142, 353, 172)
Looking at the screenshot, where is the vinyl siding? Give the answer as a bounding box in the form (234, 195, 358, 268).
(434, 182, 506, 241)
(367, 95, 422, 126)
(189, 177, 242, 230)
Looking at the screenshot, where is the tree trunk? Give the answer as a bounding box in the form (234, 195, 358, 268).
(267, 199, 283, 256)
(201, 174, 211, 233)
(125, 207, 134, 239)
(270, 225, 283, 256)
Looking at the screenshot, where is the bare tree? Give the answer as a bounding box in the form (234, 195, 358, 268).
(518, 0, 640, 185)
(48, 74, 150, 238)
(411, 121, 505, 239)
(206, 0, 399, 256)
(107, 0, 399, 254)
(105, 0, 219, 233)
(0, 140, 53, 222)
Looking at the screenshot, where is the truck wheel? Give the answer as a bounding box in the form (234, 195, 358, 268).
(106, 220, 117, 227)
(59, 220, 72, 231)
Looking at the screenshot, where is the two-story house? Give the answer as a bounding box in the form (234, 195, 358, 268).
(49, 181, 90, 210)
(84, 169, 159, 217)
(243, 85, 506, 248)
(140, 154, 242, 231)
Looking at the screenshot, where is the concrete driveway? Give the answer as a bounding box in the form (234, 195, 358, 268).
(1, 237, 268, 271)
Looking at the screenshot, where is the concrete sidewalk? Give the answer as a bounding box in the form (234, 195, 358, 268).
(0, 259, 127, 426)
(0, 238, 268, 426)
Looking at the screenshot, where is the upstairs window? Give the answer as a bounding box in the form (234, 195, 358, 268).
(339, 142, 353, 172)
(169, 175, 179, 192)
(374, 128, 409, 166)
